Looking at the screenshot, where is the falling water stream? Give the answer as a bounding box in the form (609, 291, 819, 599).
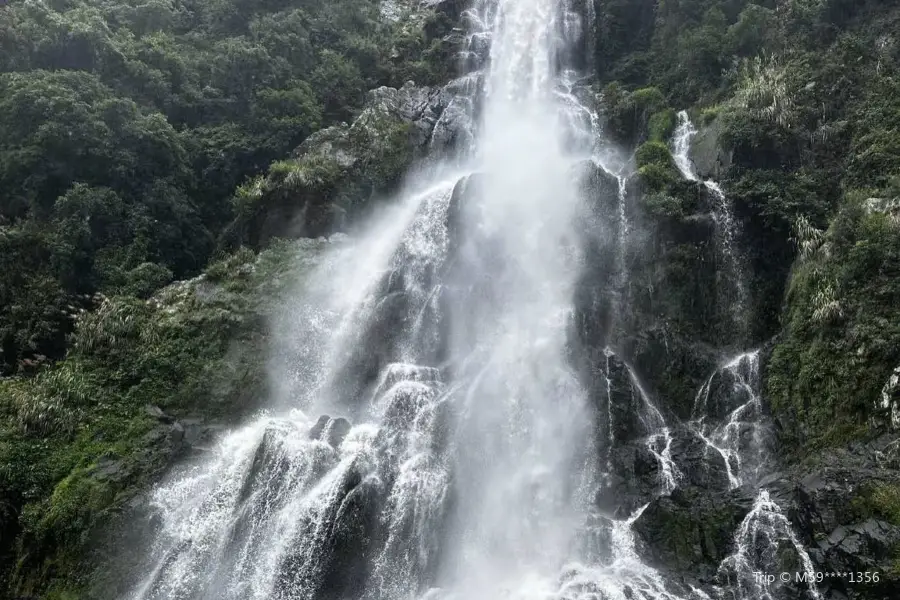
(671, 111, 748, 338)
(673, 116, 822, 600)
(127, 3, 821, 600)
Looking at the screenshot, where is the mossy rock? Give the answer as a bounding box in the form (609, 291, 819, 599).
(0, 238, 332, 597)
(223, 89, 421, 250)
(601, 83, 672, 147)
(639, 192, 685, 219)
(633, 485, 754, 577)
(635, 141, 675, 169)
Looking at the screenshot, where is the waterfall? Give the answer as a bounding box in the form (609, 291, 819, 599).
(124, 3, 817, 600)
(690, 352, 821, 600)
(675, 113, 821, 600)
(671, 111, 748, 339)
(716, 491, 823, 600)
(691, 351, 769, 489)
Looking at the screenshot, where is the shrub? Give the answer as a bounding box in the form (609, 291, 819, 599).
(648, 109, 677, 142)
(636, 140, 676, 169)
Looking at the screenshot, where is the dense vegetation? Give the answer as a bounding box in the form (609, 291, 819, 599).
(0, 238, 329, 597)
(0, 0, 454, 374)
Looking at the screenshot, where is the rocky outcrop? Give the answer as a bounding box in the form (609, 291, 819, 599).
(689, 116, 732, 181)
(223, 79, 477, 250)
(8, 239, 337, 599)
(633, 485, 755, 583)
(764, 435, 900, 599)
(295, 81, 453, 165)
(309, 415, 353, 448)
(628, 434, 900, 599)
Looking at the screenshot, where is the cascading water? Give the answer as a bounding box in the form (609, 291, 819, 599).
(716, 490, 823, 600)
(688, 353, 821, 600)
(125, 3, 825, 600)
(671, 111, 748, 338)
(668, 118, 822, 600)
(691, 351, 769, 489)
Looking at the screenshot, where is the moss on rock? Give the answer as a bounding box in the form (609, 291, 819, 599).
(0, 238, 331, 597)
(223, 92, 419, 250)
(648, 108, 677, 142)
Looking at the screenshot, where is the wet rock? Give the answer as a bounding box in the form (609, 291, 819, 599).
(821, 519, 900, 568)
(429, 91, 477, 152)
(380, 363, 441, 390)
(689, 117, 732, 180)
(632, 485, 754, 583)
(179, 418, 216, 447)
(330, 290, 412, 411)
(668, 424, 731, 492)
(240, 421, 330, 513)
(317, 477, 383, 600)
(598, 442, 663, 515)
(93, 457, 126, 483)
(309, 416, 353, 449)
(382, 383, 435, 429)
(273, 463, 375, 598)
(169, 421, 185, 445)
(377, 268, 406, 296)
(605, 354, 650, 444)
(359, 81, 445, 148)
(627, 327, 718, 420)
(446, 172, 485, 252)
(227, 77, 482, 249)
(294, 126, 359, 168)
(326, 417, 352, 448)
(574, 159, 622, 216)
(872, 365, 900, 431)
(309, 415, 333, 440)
(762, 434, 900, 598)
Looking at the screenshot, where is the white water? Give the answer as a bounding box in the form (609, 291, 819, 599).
(689, 351, 821, 600)
(691, 351, 767, 489)
(126, 3, 817, 600)
(717, 491, 823, 600)
(671, 111, 748, 336)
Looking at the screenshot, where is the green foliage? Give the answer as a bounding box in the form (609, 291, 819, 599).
(594, 0, 900, 452)
(636, 141, 680, 193)
(636, 141, 676, 169)
(0, 0, 427, 561)
(0, 0, 455, 371)
(700, 105, 720, 125)
(0, 70, 188, 218)
(602, 83, 673, 146)
(768, 193, 900, 451)
(640, 193, 687, 219)
(851, 482, 900, 526)
(0, 240, 325, 595)
(726, 4, 778, 57)
(225, 116, 414, 248)
(632, 86, 667, 113)
(648, 109, 677, 142)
